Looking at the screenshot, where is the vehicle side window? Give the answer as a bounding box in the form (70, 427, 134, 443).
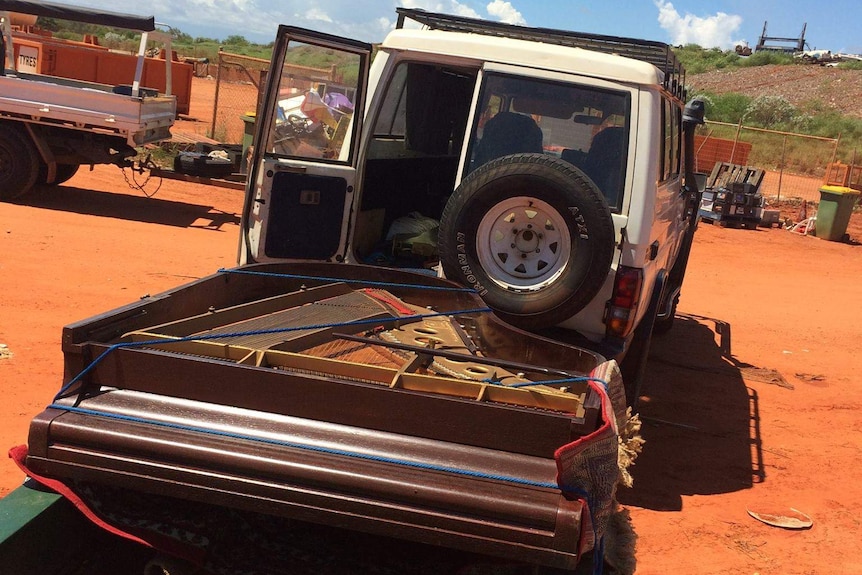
(369, 62, 475, 158)
(373, 63, 408, 138)
(661, 96, 682, 181)
(672, 102, 681, 176)
(661, 98, 673, 181)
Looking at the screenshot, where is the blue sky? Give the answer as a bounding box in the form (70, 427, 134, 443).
(66, 0, 861, 54)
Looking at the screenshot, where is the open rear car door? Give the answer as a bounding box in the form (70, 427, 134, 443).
(240, 26, 371, 264)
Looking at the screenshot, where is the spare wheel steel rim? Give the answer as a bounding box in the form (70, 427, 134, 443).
(476, 196, 572, 291)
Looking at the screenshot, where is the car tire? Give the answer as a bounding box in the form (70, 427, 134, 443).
(439, 153, 615, 330)
(0, 124, 40, 201)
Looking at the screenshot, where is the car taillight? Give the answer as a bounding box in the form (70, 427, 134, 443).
(606, 266, 643, 338)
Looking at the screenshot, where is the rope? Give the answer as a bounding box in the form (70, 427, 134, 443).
(484, 376, 609, 392)
(54, 306, 492, 401)
(218, 267, 479, 293)
(45, 403, 558, 490)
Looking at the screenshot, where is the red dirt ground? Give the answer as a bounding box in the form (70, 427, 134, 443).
(2, 76, 862, 573)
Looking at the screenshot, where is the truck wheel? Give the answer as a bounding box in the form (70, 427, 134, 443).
(0, 126, 40, 200)
(439, 153, 614, 330)
(38, 163, 80, 186)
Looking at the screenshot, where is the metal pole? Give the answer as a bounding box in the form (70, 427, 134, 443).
(828, 133, 841, 167)
(776, 135, 787, 205)
(210, 50, 223, 139)
(853, 148, 859, 190)
(730, 118, 743, 164)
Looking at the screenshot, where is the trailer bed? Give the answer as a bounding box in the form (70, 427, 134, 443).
(21, 263, 625, 571)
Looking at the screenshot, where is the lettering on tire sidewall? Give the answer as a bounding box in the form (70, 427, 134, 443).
(455, 231, 489, 296)
(567, 205, 590, 240)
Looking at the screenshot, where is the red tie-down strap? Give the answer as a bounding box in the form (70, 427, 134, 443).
(8, 444, 206, 566)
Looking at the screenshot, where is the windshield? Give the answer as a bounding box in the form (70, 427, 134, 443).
(466, 74, 631, 210)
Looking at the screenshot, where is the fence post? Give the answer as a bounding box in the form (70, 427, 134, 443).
(210, 50, 223, 140)
(828, 133, 841, 167)
(777, 135, 787, 204)
(730, 118, 743, 164)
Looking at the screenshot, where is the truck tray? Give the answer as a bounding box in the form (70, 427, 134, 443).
(23, 263, 622, 570)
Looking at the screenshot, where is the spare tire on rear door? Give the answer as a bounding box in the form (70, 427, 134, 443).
(438, 153, 615, 330)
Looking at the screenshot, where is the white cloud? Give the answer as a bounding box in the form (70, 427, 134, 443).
(486, 0, 526, 26)
(304, 8, 333, 23)
(655, 1, 743, 49)
(375, 17, 393, 34)
(399, 0, 528, 25)
(74, 0, 531, 45)
(399, 0, 481, 19)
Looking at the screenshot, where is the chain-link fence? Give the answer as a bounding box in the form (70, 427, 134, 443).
(696, 121, 845, 207)
(209, 52, 340, 146)
(209, 52, 270, 144)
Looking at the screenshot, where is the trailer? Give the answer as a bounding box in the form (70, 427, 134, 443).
(8, 263, 628, 574)
(0, 0, 177, 200)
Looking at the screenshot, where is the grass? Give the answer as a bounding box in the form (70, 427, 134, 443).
(673, 44, 795, 74)
(689, 90, 862, 172)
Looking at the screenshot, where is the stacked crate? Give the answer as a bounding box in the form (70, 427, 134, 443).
(698, 163, 765, 229)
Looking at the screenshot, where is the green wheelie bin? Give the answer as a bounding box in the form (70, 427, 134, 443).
(815, 185, 860, 241)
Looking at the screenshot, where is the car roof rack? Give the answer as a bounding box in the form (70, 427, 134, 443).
(395, 7, 686, 100)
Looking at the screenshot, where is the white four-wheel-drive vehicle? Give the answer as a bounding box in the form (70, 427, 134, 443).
(242, 8, 705, 404)
(0, 0, 176, 200)
(5, 8, 707, 574)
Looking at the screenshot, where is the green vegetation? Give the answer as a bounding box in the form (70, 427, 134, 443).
(673, 44, 795, 74)
(33, 17, 273, 62)
(691, 91, 862, 173)
(673, 45, 740, 74)
(679, 45, 862, 168)
(691, 91, 862, 142)
(284, 45, 360, 85)
(34, 18, 862, 171)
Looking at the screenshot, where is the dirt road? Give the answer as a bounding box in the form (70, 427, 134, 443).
(1, 165, 861, 574)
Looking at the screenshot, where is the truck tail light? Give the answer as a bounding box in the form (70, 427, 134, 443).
(606, 266, 643, 338)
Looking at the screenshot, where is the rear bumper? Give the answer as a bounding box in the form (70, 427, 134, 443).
(27, 390, 587, 569)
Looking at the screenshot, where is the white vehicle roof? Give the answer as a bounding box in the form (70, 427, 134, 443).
(381, 28, 664, 87)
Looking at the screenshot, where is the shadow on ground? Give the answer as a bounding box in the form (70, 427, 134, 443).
(617, 313, 764, 512)
(14, 184, 240, 231)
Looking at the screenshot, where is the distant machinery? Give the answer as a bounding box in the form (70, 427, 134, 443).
(755, 21, 807, 53)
